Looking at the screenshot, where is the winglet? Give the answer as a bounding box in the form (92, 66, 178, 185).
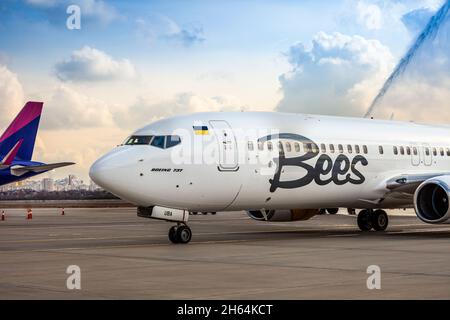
(0, 139, 24, 167)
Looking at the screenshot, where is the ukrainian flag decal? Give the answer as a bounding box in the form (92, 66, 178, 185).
(193, 125, 209, 135)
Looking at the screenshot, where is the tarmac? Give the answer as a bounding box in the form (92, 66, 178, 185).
(0, 207, 449, 299)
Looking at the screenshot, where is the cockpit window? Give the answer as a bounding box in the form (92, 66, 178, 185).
(166, 135, 181, 148)
(151, 136, 165, 149)
(124, 135, 153, 145)
(123, 135, 181, 149)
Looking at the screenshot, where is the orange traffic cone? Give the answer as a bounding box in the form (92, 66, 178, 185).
(27, 209, 33, 220)
(61, 208, 65, 216)
(1, 211, 5, 221)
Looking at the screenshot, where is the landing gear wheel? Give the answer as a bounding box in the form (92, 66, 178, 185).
(371, 210, 388, 231)
(347, 208, 356, 215)
(318, 209, 326, 215)
(169, 226, 179, 243)
(357, 209, 373, 231)
(327, 208, 339, 215)
(176, 225, 192, 244)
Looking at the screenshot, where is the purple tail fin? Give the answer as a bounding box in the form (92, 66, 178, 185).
(0, 101, 43, 161)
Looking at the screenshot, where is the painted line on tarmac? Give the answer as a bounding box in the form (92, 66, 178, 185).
(388, 228, 450, 234)
(0, 228, 339, 244)
(2, 224, 446, 245)
(9, 239, 254, 253)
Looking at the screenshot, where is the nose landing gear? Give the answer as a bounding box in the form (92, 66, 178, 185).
(168, 224, 192, 244)
(357, 209, 389, 231)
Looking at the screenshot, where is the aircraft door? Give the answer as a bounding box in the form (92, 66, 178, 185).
(209, 120, 239, 171)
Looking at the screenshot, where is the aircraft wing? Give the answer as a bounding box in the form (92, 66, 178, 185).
(385, 172, 450, 195)
(10, 162, 75, 176)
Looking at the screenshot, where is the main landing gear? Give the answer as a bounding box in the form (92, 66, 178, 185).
(168, 224, 192, 244)
(357, 209, 389, 231)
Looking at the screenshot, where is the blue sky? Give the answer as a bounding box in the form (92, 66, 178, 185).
(0, 0, 447, 180)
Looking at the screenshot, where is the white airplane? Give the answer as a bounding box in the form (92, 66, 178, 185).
(90, 112, 450, 244)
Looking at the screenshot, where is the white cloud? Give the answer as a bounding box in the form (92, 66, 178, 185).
(357, 1, 383, 30)
(41, 85, 115, 129)
(55, 46, 137, 82)
(136, 14, 205, 47)
(76, 0, 119, 24)
(0, 65, 25, 126)
(277, 32, 394, 117)
(114, 93, 245, 129)
(369, 78, 450, 123)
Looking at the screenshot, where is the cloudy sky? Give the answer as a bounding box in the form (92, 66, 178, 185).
(0, 0, 447, 180)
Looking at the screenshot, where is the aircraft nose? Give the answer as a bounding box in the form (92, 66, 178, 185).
(89, 158, 111, 190)
(89, 148, 136, 193)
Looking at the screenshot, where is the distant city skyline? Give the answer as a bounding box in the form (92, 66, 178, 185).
(0, 173, 101, 192)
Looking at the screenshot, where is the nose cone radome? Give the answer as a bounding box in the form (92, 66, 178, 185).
(89, 147, 137, 195)
(89, 158, 111, 190)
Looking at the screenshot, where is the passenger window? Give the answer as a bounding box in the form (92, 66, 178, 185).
(304, 143, 312, 153)
(294, 142, 300, 152)
(447, 148, 450, 156)
(433, 148, 437, 156)
(347, 145, 352, 154)
(406, 146, 411, 155)
(258, 142, 264, 151)
(379, 146, 384, 155)
(329, 144, 335, 153)
(413, 147, 418, 155)
(393, 146, 398, 155)
(363, 145, 368, 154)
(285, 142, 292, 152)
(355, 145, 360, 154)
(400, 146, 405, 155)
(166, 135, 181, 148)
(440, 148, 444, 156)
(267, 142, 273, 151)
(425, 148, 430, 156)
(338, 144, 343, 153)
(248, 141, 254, 151)
(320, 144, 326, 153)
(151, 136, 165, 149)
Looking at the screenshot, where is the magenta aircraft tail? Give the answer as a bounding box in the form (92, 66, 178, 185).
(0, 101, 43, 162)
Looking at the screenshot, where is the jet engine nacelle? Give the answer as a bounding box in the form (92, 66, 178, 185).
(137, 206, 189, 223)
(246, 209, 320, 222)
(414, 175, 450, 224)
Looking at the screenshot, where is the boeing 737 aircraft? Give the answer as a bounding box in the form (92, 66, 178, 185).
(0, 101, 74, 187)
(90, 112, 450, 244)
